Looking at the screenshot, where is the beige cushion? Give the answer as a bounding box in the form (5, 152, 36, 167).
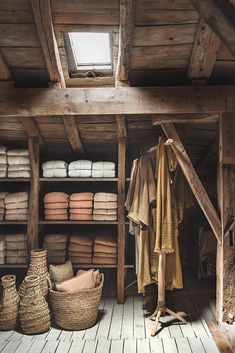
(56, 269, 99, 293)
(49, 260, 73, 286)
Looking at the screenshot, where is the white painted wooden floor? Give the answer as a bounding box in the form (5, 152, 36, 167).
(0, 269, 220, 353)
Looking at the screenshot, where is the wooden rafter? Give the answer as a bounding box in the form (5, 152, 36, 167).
(190, 0, 235, 58)
(0, 86, 235, 117)
(31, 0, 65, 87)
(152, 113, 218, 125)
(20, 117, 47, 151)
(0, 52, 11, 81)
(161, 123, 222, 244)
(116, 0, 136, 83)
(63, 116, 86, 157)
(188, 19, 221, 82)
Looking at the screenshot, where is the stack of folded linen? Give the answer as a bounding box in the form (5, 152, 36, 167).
(68, 160, 92, 177)
(69, 192, 94, 221)
(0, 192, 8, 221)
(92, 161, 115, 178)
(4, 192, 29, 221)
(43, 234, 68, 264)
(0, 238, 5, 264)
(69, 235, 93, 264)
(42, 160, 68, 178)
(7, 149, 30, 178)
(5, 234, 27, 264)
(93, 234, 117, 265)
(93, 193, 118, 221)
(44, 192, 69, 220)
(0, 146, 7, 178)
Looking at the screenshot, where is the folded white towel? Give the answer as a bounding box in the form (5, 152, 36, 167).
(8, 171, 30, 178)
(8, 164, 30, 171)
(94, 193, 118, 202)
(5, 201, 28, 210)
(92, 161, 115, 170)
(69, 160, 92, 170)
(5, 192, 28, 205)
(92, 170, 115, 178)
(7, 149, 29, 156)
(42, 160, 68, 170)
(0, 171, 7, 178)
(0, 165, 7, 171)
(93, 214, 117, 221)
(0, 146, 7, 154)
(94, 201, 118, 209)
(0, 156, 7, 164)
(6, 208, 28, 215)
(43, 169, 67, 178)
(68, 170, 91, 178)
(93, 209, 117, 215)
(7, 156, 30, 165)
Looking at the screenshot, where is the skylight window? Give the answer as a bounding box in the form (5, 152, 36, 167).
(68, 32, 112, 73)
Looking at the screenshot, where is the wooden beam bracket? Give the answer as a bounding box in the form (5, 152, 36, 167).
(63, 116, 86, 157)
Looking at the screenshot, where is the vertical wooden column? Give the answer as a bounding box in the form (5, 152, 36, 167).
(216, 113, 235, 324)
(27, 137, 39, 252)
(116, 115, 127, 304)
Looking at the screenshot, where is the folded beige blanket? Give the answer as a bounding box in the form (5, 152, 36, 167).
(69, 243, 92, 253)
(70, 214, 93, 221)
(6, 241, 27, 250)
(94, 252, 117, 258)
(45, 214, 68, 220)
(69, 208, 92, 215)
(0, 146, 7, 154)
(44, 242, 67, 251)
(93, 214, 117, 221)
(0, 208, 4, 214)
(0, 165, 7, 171)
(94, 193, 117, 202)
(70, 192, 94, 201)
(44, 202, 69, 209)
(7, 156, 30, 165)
(69, 256, 92, 264)
(8, 171, 30, 178)
(0, 201, 4, 208)
(5, 214, 28, 221)
(93, 256, 116, 265)
(6, 256, 27, 264)
(70, 235, 93, 246)
(69, 200, 93, 209)
(0, 171, 7, 177)
(94, 244, 117, 254)
(7, 149, 29, 156)
(47, 250, 66, 257)
(44, 209, 68, 215)
(5, 192, 28, 204)
(44, 234, 67, 243)
(5, 234, 27, 242)
(5, 201, 28, 210)
(69, 251, 91, 258)
(93, 209, 117, 215)
(44, 192, 69, 203)
(0, 157, 7, 164)
(8, 164, 30, 171)
(47, 256, 66, 264)
(0, 192, 8, 199)
(6, 249, 27, 257)
(95, 235, 117, 247)
(6, 208, 28, 215)
(94, 201, 117, 209)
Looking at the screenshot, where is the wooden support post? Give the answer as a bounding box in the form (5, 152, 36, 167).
(27, 137, 39, 252)
(116, 115, 127, 304)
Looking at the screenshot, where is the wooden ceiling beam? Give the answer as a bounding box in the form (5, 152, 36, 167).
(190, 0, 235, 58)
(63, 116, 86, 157)
(188, 19, 221, 82)
(31, 0, 65, 87)
(20, 117, 47, 151)
(152, 113, 219, 125)
(0, 86, 235, 117)
(115, 0, 136, 84)
(162, 123, 222, 244)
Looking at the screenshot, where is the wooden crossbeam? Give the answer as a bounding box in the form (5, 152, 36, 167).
(161, 123, 222, 244)
(31, 0, 65, 87)
(20, 117, 47, 151)
(63, 116, 86, 157)
(152, 113, 218, 125)
(190, 0, 235, 58)
(188, 19, 221, 82)
(0, 52, 11, 81)
(116, 0, 136, 84)
(0, 86, 235, 117)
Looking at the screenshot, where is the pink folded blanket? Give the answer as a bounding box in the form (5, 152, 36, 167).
(45, 214, 68, 220)
(44, 209, 68, 215)
(70, 192, 94, 201)
(69, 208, 92, 215)
(69, 214, 93, 221)
(94, 193, 117, 202)
(94, 201, 117, 209)
(69, 200, 93, 209)
(44, 192, 69, 203)
(45, 202, 69, 209)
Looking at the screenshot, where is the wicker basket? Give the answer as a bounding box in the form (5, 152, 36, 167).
(0, 275, 19, 330)
(19, 275, 51, 334)
(49, 273, 104, 330)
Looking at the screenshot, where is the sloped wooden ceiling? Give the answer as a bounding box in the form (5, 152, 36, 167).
(0, 0, 235, 87)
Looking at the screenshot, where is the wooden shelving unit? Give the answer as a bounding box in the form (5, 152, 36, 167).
(0, 178, 30, 182)
(39, 177, 118, 182)
(0, 221, 28, 225)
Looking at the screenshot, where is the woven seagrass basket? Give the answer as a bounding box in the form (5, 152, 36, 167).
(49, 273, 104, 330)
(0, 275, 19, 330)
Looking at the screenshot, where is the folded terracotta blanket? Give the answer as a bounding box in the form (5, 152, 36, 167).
(6, 256, 27, 264)
(0, 165, 7, 171)
(5, 192, 28, 204)
(0, 156, 7, 164)
(44, 234, 67, 243)
(91, 170, 115, 178)
(69, 214, 93, 221)
(47, 256, 66, 264)
(69, 160, 92, 170)
(0, 146, 7, 154)
(44, 192, 69, 203)
(69, 256, 92, 264)
(69, 208, 92, 215)
(6, 241, 27, 250)
(5, 214, 28, 221)
(43, 169, 67, 178)
(44, 202, 69, 209)
(8, 171, 30, 178)
(7, 156, 30, 165)
(94, 252, 117, 258)
(6, 208, 28, 215)
(94, 244, 117, 254)
(44, 209, 68, 215)
(95, 235, 117, 247)
(93, 209, 117, 215)
(68, 170, 92, 177)
(45, 214, 68, 220)
(94, 201, 117, 209)
(92, 161, 115, 170)
(93, 256, 116, 265)
(93, 214, 117, 221)
(69, 200, 93, 209)
(94, 193, 117, 202)
(69, 251, 91, 258)
(69, 243, 92, 253)
(44, 242, 67, 250)
(8, 164, 30, 171)
(70, 192, 94, 201)
(7, 149, 29, 156)
(5, 234, 27, 242)
(42, 160, 68, 170)
(70, 235, 93, 246)
(5, 201, 28, 210)
(0, 171, 7, 178)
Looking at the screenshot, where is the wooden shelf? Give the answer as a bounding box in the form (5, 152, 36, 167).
(0, 178, 30, 182)
(39, 220, 119, 225)
(39, 177, 118, 182)
(0, 221, 28, 225)
(0, 264, 27, 269)
(65, 264, 134, 269)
